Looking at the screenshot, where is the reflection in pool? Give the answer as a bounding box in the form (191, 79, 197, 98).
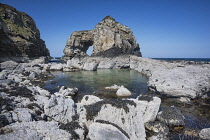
(44, 69, 149, 100)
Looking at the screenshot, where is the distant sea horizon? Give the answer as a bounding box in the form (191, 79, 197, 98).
(153, 58, 210, 62)
(52, 57, 210, 62)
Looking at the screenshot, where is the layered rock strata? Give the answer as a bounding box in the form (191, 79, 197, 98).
(62, 16, 141, 60)
(0, 3, 50, 61)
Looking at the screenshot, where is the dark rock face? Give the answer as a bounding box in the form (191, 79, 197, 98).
(0, 3, 50, 60)
(63, 16, 142, 59)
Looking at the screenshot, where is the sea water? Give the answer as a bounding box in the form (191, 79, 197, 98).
(44, 69, 148, 100)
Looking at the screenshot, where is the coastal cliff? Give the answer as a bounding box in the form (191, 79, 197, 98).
(0, 3, 50, 61)
(62, 16, 141, 60)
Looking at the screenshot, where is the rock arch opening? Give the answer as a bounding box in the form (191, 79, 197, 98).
(86, 46, 93, 56)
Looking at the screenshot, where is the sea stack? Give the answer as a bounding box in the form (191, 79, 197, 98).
(62, 16, 141, 60)
(0, 3, 50, 62)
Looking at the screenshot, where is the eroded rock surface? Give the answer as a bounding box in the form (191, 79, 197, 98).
(63, 16, 141, 59)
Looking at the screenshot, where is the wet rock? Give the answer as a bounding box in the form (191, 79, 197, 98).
(88, 122, 129, 140)
(0, 121, 71, 140)
(54, 86, 78, 97)
(199, 128, 210, 139)
(44, 95, 75, 123)
(80, 95, 101, 105)
(157, 106, 185, 126)
(145, 121, 169, 134)
(0, 73, 7, 80)
(0, 115, 9, 127)
(116, 86, 132, 97)
(105, 84, 121, 90)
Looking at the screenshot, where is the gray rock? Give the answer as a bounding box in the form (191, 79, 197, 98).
(12, 108, 33, 122)
(0, 121, 71, 140)
(147, 133, 169, 140)
(0, 60, 18, 70)
(77, 98, 146, 140)
(116, 86, 132, 97)
(83, 60, 99, 71)
(145, 121, 169, 134)
(0, 73, 7, 80)
(54, 86, 78, 97)
(199, 128, 210, 139)
(130, 56, 210, 99)
(137, 95, 161, 123)
(0, 79, 13, 86)
(44, 95, 75, 124)
(88, 122, 129, 140)
(105, 84, 121, 90)
(28, 72, 37, 80)
(157, 106, 185, 126)
(49, 63, 65, 71)
(80, 95, 101, 105)
(62, 16, 141, 59)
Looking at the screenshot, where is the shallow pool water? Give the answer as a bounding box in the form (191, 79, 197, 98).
(44, 69, 149, 100)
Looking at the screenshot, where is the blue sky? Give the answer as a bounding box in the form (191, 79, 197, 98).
(1, 0, 210, 58)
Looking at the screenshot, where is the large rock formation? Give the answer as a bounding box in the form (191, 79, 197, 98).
(0, 3, 50, 61)
(63, 16, 141, 59)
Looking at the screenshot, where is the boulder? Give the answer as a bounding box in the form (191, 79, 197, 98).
(44, 95, 75, 124)
(157, 106, 185, 126)
(137, 95, 161, 123)
(54, 86, 78, 97)
(0, 121, 72, 140)
(62, 16, 141, 59)
(88, 122, 129, 140)
(0, 4, 50, 60)
(77, 98, 147, 140)
(145, 121, 169, 134)
(80, 95, 101, 105)
(116, 86, 132, 97)
(199, 128, 210, 140)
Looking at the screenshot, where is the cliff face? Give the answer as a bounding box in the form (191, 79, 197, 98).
(63, 16, 141, 59)
(0, 3, 50, 59)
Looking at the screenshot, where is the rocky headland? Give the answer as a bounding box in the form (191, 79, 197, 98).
(0, 3, 50, 62)
(1, 3, 210, 140)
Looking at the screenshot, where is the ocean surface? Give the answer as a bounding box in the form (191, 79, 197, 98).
(153, 58, 210, 62)
(51, 57, 210, 62)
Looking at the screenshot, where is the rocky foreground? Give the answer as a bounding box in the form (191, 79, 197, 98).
(0, 56, 210, 140)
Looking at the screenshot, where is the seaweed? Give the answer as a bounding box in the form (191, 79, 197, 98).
(84, 98, 136, 120)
